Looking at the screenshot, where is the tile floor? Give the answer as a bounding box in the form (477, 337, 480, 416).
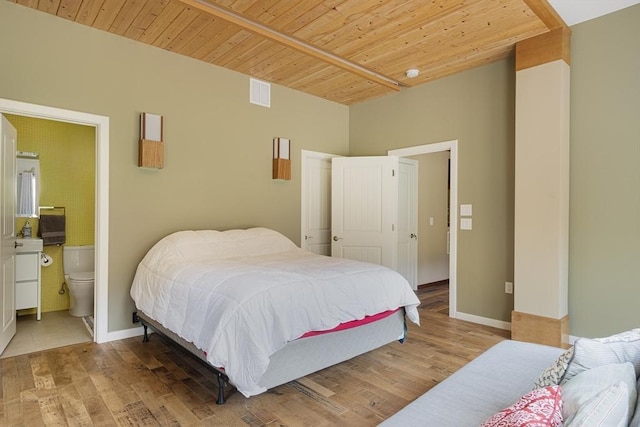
(0, 310, 93, 359)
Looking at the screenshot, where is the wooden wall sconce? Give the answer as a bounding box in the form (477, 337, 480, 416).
(138, 113, 164, 169)
(273, 137, 291, 180)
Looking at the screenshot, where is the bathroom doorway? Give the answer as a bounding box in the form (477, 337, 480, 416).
(0, 98, 109, 356)
(2, 115, 95, 357)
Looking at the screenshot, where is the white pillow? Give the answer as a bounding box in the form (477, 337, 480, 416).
(629, 376, 640, 427)
(164, 228, 298, 260)
(562, 362, 636, 426)
(561, 329, 640, 384)
(565, 383, 630, 427)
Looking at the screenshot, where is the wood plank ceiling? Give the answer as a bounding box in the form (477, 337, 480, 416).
(9, 0, 567, 105)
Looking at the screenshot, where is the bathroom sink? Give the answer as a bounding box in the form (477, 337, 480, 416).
(16, 238, 43, 253)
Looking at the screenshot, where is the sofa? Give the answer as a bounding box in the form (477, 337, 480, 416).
(381, 329, 640, 427)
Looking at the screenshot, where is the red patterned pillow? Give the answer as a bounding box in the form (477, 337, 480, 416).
(481, 385, 563, 427)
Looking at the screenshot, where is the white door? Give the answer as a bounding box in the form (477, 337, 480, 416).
(0, 114, 17, 354)
(301, 151, 338, 256)
(397, 158, 418, 289)
(331, 156, 399, 268)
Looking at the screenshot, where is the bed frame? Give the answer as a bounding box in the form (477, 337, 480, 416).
(137, 309, 406, 404)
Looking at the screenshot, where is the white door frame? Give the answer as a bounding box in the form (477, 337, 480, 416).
(0, 98, 110, 343)
(389, 140, 458, 318)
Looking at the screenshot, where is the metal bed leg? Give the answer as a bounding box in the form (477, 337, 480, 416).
(139, 315, 229, 404)
(216, 373, 226, 404)
(216, 372, 226, 405)
(142, 323, 149, 343)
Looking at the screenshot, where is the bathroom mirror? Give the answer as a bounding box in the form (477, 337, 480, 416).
(17, 154, 40, 218)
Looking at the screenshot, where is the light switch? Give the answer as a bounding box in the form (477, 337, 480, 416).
(460, 218, 472, 230)
(460, 204, 472, 216)
(429, 217, 434, 226)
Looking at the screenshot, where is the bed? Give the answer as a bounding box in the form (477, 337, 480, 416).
(130, 227, 420, 402)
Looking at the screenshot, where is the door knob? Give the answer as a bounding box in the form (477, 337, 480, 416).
(15, 241, 23, 248)
(333, 236, 343, 241)
(305, 235, 314, 240)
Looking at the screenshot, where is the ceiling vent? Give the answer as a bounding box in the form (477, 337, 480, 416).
(250, 78, 271, 108)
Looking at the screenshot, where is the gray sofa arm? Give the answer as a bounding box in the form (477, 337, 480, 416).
(380, 340, 564, 427)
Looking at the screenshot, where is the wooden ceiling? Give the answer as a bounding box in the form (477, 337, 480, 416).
(9, 0, 568, 105)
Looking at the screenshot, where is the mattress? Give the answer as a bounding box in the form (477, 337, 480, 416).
(130, 227, 420, 397)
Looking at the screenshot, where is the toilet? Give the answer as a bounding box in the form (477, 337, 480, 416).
(63, 245, 95, 317)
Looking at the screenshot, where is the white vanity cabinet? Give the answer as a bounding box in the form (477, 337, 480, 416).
(15, 239, 42, 320)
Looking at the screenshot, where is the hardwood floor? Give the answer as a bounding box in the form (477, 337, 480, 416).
(0, 283, 510, 426)
(416, 281, 450, 315)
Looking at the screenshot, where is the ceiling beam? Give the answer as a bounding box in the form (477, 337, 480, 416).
(177, 0, 401, 92)
(524, 0, 571, 31)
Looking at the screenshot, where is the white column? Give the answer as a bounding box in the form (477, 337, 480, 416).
(512, 27, 571, 348)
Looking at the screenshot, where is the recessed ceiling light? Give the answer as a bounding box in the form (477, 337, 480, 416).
(405, 69, 420, 78)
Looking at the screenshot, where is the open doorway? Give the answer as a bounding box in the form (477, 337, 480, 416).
(0, 98, 109, 348)
(410, 151, 450, 314)
(389, 140, 458, 318)
(1, 115, 95, 358)
(301, 141, 459, 317)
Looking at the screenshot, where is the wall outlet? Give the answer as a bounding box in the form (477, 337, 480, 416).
(505, 282, 513, 294)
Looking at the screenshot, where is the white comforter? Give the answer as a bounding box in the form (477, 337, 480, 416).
(130, 228, 420, 397)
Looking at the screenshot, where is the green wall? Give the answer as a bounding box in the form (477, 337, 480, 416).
(350, 5, 640, 336)
(568, 6, 640, 337)
(350, 59, 516, 324)
(0, 1, 349, 333)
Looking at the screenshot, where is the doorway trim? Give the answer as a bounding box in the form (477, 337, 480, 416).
(0, 98, 109, 343)
(388, 140, 458, 318)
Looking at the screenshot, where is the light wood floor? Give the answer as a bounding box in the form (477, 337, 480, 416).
(0, 283, 510, 426)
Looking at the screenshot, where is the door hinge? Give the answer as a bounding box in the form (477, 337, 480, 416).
(392, 224, 395, 231)
(392, 169, 395, 177)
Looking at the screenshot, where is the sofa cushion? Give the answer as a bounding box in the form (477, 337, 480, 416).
(481, 385, 563, 427)
(565, 383, 630, 427)
(535, 329, 640, 389)
(561, 362, 636, 426)
(562, 329, 640, 384)
(629, 376, 640, 427)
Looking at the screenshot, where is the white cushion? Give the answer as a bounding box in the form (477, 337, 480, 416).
(629, 376, 640, 427)
(565, 383, 629, 427)
(149, 227, 298, 262)
(562, 362, 636, 425)
(562, 329, 640, 384)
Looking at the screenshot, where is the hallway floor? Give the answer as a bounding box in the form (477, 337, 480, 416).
(0, 310, 92, 359)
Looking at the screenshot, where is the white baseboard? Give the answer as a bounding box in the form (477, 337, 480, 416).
(454, 311, 512, 331)
(103, 325, 146, 343)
